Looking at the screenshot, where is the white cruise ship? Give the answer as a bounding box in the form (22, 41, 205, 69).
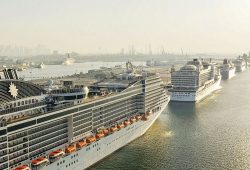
(233, 58, 246, 72)
(62, 54, 75, 65)
(0, 64, 170, 170)
(169, 59, 221, 102)
(220, 59, 236, 80)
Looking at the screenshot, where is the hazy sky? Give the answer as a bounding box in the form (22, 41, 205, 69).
(0, 0, 250, 54)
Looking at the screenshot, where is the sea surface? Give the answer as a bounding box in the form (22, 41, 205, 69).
(90, 69, 250, 170)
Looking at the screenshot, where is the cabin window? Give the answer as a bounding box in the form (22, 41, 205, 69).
(77, 95, 83, 99)
(65, 96, 76, 100)
(25, 100, 28, 104)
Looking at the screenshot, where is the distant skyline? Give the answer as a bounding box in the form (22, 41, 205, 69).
(0, 0, 250, 55)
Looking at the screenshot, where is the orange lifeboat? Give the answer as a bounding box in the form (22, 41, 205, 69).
(96, 132, 105, 140)
(31, 157, 49, 169)
(142, 114, 148, 121)
(146, 111, 152, 116)
(124, 120, 131, 126)
(117, 123, 124, 129)
(13, 165, 31, 170)
(130, 117, 136, 123)
(135, 115, 142, 121)
(76, 140, 87, 149)
(110, 126, 118, 133)
(49, 149, 65, 162)
(86, 136, 96, 144)
(65, 145, 76, 154)
(103, 129, 109, 136)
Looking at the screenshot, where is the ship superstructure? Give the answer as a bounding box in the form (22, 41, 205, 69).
(220, 59, 235, 80)
(169, 59, 221, 102)
(0, 63, 169, 170)
(233, 57, 246, 72)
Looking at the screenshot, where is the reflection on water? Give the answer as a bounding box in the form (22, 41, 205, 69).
(91, 69, 250, 170)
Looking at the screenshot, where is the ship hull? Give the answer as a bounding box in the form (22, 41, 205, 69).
(221, 68, 235, 80)
(44, 98, 169, 170)
(170, 78, 221, 102)
(236, 65, 246, 72)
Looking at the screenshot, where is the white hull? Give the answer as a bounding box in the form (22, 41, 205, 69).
(170, 78, 221, 102)
(62, 59, 75, 65)
(44, 99, 170, 170)
(236, 65, 246, 72)
(39, 64, 45, 69)
(221, 67, 235, 80)
(63, 61, 74, 65)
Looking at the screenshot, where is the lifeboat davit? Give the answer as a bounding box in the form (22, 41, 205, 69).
(130, 117, 136, 123)
(65, 145, 76, 154)
(110, 126, 118, 133)
(76, 140, 87, 149)
(117, 123, 124, 129)
(49, 149, 65, 162)
(86, 136, 96, 144)
(13, 165, 31, 170)
(124, 120, 131, 126)
(135, 115, 142, 121)
(96, 132, 105, 140)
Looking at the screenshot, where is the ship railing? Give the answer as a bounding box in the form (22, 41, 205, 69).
(47, 102, 74, 113)
(0, 101, 46, 115)
(50, 88, 83, 94)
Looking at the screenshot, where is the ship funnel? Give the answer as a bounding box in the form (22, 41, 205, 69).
(83, 86, 89, 99)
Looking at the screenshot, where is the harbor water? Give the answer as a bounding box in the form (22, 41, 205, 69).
(90, 69, 250, 170)
(17, 61, 146, 80)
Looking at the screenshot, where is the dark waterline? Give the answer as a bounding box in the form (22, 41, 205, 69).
(90, 69, 250, 170)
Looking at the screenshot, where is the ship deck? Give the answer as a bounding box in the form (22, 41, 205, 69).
(5, 91, 119, 125)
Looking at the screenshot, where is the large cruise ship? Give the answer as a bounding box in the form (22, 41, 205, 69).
(233, 58, 246, 72)
(169, 59, 221, 102)
(220, 59, 236, 80)
(0, 63, 170, 170)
